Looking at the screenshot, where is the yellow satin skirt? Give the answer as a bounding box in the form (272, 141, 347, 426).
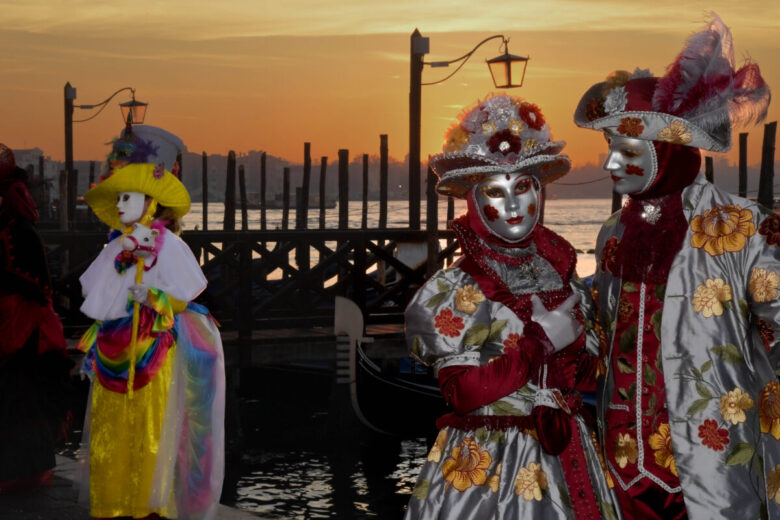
(89, 347, 177, 519)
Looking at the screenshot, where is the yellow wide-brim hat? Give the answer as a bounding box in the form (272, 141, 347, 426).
(84, 163, 190, 230)
(83, 125, 190, 230)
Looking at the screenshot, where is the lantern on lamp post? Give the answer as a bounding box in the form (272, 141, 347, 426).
(120, 95, 148, 128)
(119, 94, 149, 125)
(408, 31, 529, 230)
(486, 41, 529, 88)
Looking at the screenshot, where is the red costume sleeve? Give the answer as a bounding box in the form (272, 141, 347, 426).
(437, 322, 548, 414)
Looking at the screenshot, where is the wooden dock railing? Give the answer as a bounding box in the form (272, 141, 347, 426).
(41, 228, 458, 344)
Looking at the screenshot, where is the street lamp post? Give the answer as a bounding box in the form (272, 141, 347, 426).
(62, 83, 147, 230)
(408, 29, 529, 230)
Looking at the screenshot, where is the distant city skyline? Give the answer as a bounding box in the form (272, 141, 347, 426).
(2, 1, 778, 171)
(11, 143, 776, 202)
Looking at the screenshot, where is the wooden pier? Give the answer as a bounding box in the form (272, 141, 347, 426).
(28, 122, 778, 351)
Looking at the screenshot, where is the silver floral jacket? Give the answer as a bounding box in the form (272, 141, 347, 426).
(404, 223, 621, 519)
(594, 174, 780, 519)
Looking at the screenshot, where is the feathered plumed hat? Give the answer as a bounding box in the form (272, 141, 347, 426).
(574, 13, 770, 152)
(84, 125, 190, 230)
(430, 93, 571, 198)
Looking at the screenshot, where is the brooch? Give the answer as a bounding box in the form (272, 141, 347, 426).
(641, 203, 661, 225)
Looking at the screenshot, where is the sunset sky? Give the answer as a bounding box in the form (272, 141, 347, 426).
(1, 0, 779, 173)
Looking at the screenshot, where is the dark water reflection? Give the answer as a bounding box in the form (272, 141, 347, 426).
(220, 365, 435, 519)
(232, 440, 426, 519)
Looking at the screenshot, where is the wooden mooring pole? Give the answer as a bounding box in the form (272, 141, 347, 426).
(378, 135, 389, 283)
(379, 135, 388, 230)
(224, 151, 236, 231)
(282, 167, 290, 230)
(361, 154, 369, 229)
(705, 156, 714, 184)
(202, 152, 208, 231)
(338, 149, 349, 230)
(260, 152, 267, 231)
(88, 162, 96, 223)
(426, 164, 438, 277)
(758, 121, 777, 209)
(319, 157, 328, 229)
(738, 133, 748, 198)
(300, 143, 311, 230)
(239, 164, 248, 231)
(337, 149, 349, 295)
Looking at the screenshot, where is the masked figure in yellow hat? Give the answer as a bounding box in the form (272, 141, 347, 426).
(77, 125, 225, 520)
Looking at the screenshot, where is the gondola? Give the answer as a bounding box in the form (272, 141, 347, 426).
(334, 296, 447, 438)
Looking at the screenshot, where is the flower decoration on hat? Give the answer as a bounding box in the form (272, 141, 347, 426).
(83, 125, 191, 231)
(430, 93, 571, 199)
(574, 13, 770, 152)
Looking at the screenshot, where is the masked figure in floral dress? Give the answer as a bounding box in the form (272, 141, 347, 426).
(573, 13, 776, 520)
(77, 125, 225, 520)
(404, 94, 621, 519)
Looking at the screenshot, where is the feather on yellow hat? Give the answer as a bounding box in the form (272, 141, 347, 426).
(83, 125, 190, 230)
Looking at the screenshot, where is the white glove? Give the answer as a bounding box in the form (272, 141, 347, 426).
(530, 293, 583, 354)
(129, 284, 149, 305)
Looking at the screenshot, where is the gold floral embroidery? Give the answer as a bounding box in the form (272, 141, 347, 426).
(445, 125, 470, 153)
(508, 118, 524, 135)
(523, 138, 538, 152)
(522, 428, 539, 441)
(648, 423, 678, 477)
(514, 462, 548, 501)
(759, 381, 780, 440)
(768, 464, 780, 505)
(602, 70, 631, 93)
(657, 120, 692, 145)
(618, 295, 635, 320)
(614, 432, 638, 468)
(487, 463, 502, 493)
(482, 121, 497, 135)
(454, 285, 486, 315)
(690, 204, 756, 256)
(692, 278, 733, 317)
(719, 388, 755, 425)
(427, 429, 448, 463)
(749, 267, 780, 303)
(441, 437, 492, 492)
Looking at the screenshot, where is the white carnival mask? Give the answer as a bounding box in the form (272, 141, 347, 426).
(473, 172, 540, 242)
(117, 191, 146, 225)
(603, 134, 657, 195)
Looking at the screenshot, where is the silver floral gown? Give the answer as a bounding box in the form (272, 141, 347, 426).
(403, 217, 621, 519)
